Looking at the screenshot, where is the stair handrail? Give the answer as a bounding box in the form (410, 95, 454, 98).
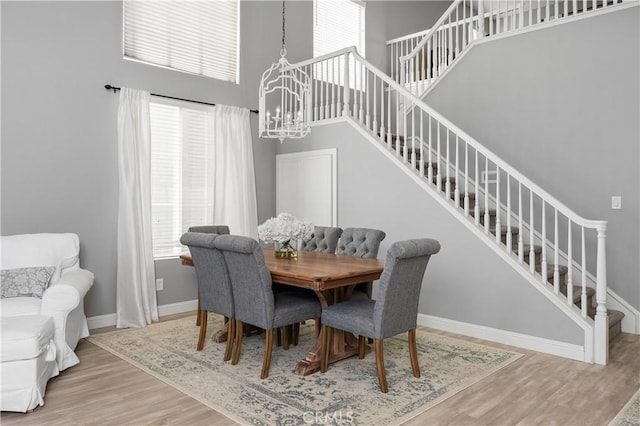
(399, 0, 469, 65)
(291, 47, 607, 230)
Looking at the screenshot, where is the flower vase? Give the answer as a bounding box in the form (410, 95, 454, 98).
(274, 240, 298, 259)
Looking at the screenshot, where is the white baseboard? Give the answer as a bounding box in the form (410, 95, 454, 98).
(417, 313, 586, 362)
(87, 299, 198, 330)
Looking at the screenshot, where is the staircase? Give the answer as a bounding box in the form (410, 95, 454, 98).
(283, 0, 634, 364)
(384, 134, 625, 343)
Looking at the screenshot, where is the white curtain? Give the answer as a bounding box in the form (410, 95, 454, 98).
(213, 105, 259, 239)
(116, 87, 158, 328)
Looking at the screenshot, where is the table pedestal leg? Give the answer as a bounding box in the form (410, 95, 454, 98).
(294, 287, 370, 376)
(294, 328, 370, 376)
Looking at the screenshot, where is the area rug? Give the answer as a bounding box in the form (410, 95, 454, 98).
(87, 315, 522, 426)
(609, 387, 640, 426)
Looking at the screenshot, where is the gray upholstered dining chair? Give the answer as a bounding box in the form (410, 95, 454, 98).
(215, 234, 322, 379)
(300, 226, 343, 253)
(188, 225, 230, 235)
(179, 232, 235, 359)
(187, 225, 230, 328)
(320, 238, 441, 393)
(336, 227, 386, 300)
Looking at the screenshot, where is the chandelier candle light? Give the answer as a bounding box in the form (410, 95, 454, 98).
(258, 0, 311, 143)
(258, 213, 313, 259)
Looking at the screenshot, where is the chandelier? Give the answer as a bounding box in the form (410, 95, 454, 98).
(258, 0, 311, 143)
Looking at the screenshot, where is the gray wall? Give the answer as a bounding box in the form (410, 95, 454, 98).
(425, 6, 640, 310)
(278, 121, 583, 344)
(1, 0, 446, 319)
(1, 0, 314, 317)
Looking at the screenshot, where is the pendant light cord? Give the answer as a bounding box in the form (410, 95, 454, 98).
(281, 0, 286, 56)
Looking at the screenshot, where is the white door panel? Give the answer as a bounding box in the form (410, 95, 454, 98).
(276, 149, 337, 226)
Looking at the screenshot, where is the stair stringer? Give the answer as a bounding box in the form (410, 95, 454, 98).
(311, 116, 597, 363)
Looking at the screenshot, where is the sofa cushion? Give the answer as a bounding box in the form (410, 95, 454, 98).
(1, 267, 55, 299)
(0, 233, 80, 282)
(0, 297, 42, 316)
(0, 315, 56, 362)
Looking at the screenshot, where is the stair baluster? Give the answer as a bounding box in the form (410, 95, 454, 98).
(541, 201, 548, 284)
(529, 191, 536, 273)
(554, 209, 561, 294)
(567, 220, 574, 307)
(463, 142, 469, 216)
(495, 166, 501, 245)
(506, 174, 512, 254)
(518, 183, 524, 262)
(484, 156, 490, 234)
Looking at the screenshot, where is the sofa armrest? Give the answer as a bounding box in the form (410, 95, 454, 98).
(40, 269, 94, 314)
(40, 268, 94, 370)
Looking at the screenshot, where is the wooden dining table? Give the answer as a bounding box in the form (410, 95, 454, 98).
(180, 247, 384, 376)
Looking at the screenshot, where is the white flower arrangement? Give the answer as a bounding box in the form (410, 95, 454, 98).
(258, 213, 314, 245)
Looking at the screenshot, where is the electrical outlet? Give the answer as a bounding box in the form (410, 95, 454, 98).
(611, 196, 622, 210)
(156, 278, 164, 291)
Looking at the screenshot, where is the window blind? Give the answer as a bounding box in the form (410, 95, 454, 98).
(313, 0, 365, 89)
(123, 0, 239, 83)
(149, 101, 215, 258)
(313, 0, 365, 58)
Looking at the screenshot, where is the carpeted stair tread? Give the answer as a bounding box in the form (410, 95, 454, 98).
(535, 263, 569, 278)
(585, 308, 625, 341)
(488, 224, 520, 237)
(607, 309, 625, 325)
(567, 285, 596, 305)
(520, 244, 543, 255)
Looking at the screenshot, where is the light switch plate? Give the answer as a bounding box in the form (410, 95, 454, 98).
(611, 196, 622, 210)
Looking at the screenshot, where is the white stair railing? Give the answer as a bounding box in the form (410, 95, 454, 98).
(390, 0, 628, 97)
(287, 46, 609, 364)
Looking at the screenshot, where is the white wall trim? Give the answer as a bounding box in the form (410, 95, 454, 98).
(417, 313, 587, 362)
(87, 299, 198, 330)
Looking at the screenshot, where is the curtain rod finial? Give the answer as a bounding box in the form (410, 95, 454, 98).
(105, 84, 118, 93)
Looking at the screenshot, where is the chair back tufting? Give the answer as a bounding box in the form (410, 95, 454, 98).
(299, 226, 343, 253)
(336, 228, 386, 258)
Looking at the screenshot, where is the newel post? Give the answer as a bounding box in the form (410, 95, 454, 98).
(594, 224, 608, 365)
(342, 52, 351, 117)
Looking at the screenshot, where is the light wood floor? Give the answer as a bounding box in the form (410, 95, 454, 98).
(2, 312, 639, 426)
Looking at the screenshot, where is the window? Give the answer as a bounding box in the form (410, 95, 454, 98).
(313, 0, 365, 58)
(313, 0, 365, 89)
(150, 100, 215, 258)
(123, 0, 239, 83)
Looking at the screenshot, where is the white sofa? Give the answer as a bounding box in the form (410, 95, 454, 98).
(1, 233, 94, 412)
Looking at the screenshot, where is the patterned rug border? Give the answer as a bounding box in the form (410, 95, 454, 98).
(87, 316, 523, 426)
(608, 387, 640, 426)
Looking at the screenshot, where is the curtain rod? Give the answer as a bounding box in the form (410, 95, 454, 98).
(104, 84, 259, 114)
